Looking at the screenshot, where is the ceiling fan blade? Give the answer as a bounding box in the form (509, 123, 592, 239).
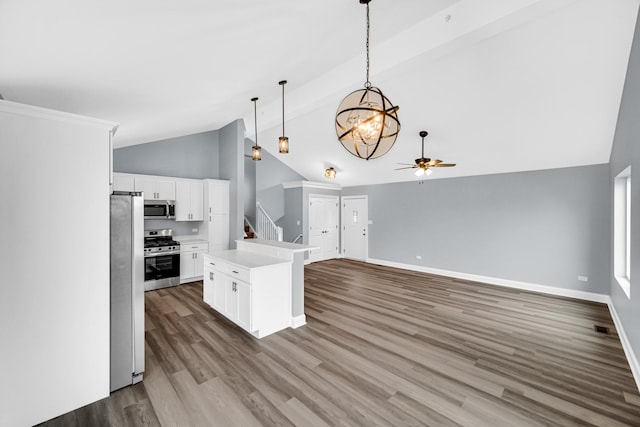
(394, 166, 416, 170)
(433, 163, 456, 167)
(427, 159, 442, 166)
(396, 163, 415, 166)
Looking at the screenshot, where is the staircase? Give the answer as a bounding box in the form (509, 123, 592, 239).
(244, 220, 256, 239)
(255, 202, 283, 242)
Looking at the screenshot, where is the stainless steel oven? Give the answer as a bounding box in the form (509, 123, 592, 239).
(144, 229, 180, 291)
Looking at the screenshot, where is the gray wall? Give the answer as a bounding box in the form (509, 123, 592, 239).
(113, 130, 219, 179)
(283, 188, 303, 243)
(256, 149, 305, 224)
(342, 164, 611, 294)
(609, 7, 640, 369)
(219, 120, 245, 248)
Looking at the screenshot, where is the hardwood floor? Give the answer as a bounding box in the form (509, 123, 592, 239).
(41, 259, 640, 426)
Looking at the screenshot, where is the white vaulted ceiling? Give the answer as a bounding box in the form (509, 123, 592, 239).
(0, 0, 638, 186)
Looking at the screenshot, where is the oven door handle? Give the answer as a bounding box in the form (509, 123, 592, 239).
(144, 251, 181, 258)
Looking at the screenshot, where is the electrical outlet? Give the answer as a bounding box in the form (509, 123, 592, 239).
(296, 220, 301, 225)
(578, 276, 588, 282)
(416, 255, 422, 260)
(192, 228, 198, 233)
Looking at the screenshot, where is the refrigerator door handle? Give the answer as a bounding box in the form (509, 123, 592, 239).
(131, 194, 145, 380)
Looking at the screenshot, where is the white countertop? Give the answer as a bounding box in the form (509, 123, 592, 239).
(174, 236, 208, 245)
(236, 238, 318, 253)
(205, 251, 291, 269)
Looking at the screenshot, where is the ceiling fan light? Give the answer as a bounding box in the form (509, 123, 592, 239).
(415, 168, 424, 177)
(426, 168, 433, 176)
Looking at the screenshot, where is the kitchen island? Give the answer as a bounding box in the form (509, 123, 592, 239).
(236, 239, 318, 328)
(202, 251, 291, 338)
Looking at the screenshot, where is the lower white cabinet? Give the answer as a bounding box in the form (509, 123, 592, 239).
(203, 252, 291, 338)
(180, 242, 209, 283)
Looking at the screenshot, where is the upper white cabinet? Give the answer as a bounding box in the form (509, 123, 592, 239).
(112, 173, 135, 192)
(207, 180, 230, 215)
(135, 177, 175, 201)
(175, 179, 204, 221)
(204, 180, 230, 251)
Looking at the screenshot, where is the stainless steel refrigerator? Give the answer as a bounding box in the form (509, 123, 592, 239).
(110, 191, 145, 392)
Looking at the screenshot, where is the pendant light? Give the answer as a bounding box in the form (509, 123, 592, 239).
(278, 80, 289, 154)
(251, 97, 261, 161)
(335, 0, 400, 160)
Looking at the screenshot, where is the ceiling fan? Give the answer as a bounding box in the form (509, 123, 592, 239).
(395, 130, 456, 176)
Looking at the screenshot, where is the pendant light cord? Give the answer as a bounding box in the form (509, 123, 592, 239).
(253, 98, 258, 145)
(281, 83, 285, 137)
(365, 2, 371, 88)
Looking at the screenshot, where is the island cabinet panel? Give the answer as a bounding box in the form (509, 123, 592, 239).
(203, 253, 291, 338)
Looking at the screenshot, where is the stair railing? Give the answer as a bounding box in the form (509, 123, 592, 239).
(292, 234, 303, 244)
(256, 202, 283, 241)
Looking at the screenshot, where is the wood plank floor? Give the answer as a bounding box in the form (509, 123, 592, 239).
(40, 259, 640, 426)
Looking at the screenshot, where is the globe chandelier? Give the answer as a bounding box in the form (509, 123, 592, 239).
(335, 0, 400, 160)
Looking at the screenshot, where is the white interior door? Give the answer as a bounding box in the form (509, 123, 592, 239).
(342, 196, 368, 261)
(308, 195, 339, 262)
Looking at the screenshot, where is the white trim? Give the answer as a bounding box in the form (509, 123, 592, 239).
(366, 258, 610, 303)
(606, 299, 640, 392)
(0, 99, 119, 132)
(282, 180, 342, 190)
(290, 315, 306, 328)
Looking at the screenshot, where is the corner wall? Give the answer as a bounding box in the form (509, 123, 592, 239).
(219, 120, 246, 248)
(609, 5, 640, 384)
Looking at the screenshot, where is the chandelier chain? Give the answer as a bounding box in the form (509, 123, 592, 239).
(365, 2, 371, 88)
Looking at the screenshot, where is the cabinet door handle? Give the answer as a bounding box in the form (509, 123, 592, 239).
(209, 262, 215, 266)
(232, 270, 239, 274)
(232, 282, 237, 292)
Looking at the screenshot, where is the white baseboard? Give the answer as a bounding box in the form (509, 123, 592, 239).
(366, 258, 609, 303)
(291, 315, 306, 329)
(366, 258, 639, 392)
(606, 299, 640, 392)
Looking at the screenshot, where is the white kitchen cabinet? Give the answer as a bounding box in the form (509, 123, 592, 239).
(180, 241, 208, 283)
(176, 180, 204, 221)
(112, 173, 135, 192)
(202, 252, 291, 338)
(135, 176, 175, 201)
(203, 179, 230, 251)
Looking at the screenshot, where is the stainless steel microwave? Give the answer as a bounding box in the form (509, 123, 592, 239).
(143, 200, 175, 220)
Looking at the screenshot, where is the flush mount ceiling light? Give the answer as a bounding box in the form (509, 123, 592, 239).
(395, 130, 456, 177)
(335, 0, 400, 161)
(251, 97, 261, 161)
(325, 167, 337, 179)
(278, 80, 289, 154)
